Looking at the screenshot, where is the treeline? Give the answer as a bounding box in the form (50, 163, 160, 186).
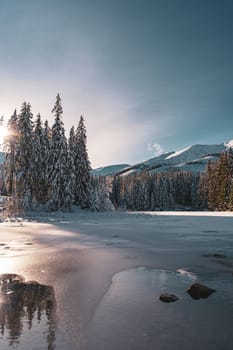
(199, 151, 233, 210)
(111, 150, 233, 211)
(3, 94, 113, 212)
(2, 94, 233, 213)
(111, 171, 200, 210)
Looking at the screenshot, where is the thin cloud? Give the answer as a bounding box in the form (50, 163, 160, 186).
(147, 143, 164, 157)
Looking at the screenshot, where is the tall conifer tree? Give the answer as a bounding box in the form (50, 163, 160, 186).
(48, 94, 71, 210)
(74, 115, 91, 208)
(32, 113, 44, 203)
(4, 110, 18, 196)
(15, 102, 34, 209)
(40, 120, 51, 204)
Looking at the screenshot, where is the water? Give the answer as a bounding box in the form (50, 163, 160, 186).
(0, 274, 56, 350)
(1, 269, 233, 349)
(87, 267, 233, 350)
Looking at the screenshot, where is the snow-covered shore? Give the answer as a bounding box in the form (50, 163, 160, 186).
(0, 211, 233, 349)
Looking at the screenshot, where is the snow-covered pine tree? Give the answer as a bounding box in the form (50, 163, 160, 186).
(14, 102, 34, 209)
(132, 175, 146, 210)
(68, 126, 75, 156)
(40, 120, 51, 205)
(218, 152, 232, 210)
(111, 175, 122, 208)
(32, 113, 44, 205)
(198, 171, 208, 209)
(90, 176, 114, 211)
(48, 94, 72, 210)
(74, 115, 91, 209)
(67, 126, 76, 199)
(4, 110, 18, 196)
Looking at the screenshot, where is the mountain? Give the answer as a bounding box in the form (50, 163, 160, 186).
(92, 164, 130, 176)
(1, 140, 232, 175)
(93, 141, 232, 176)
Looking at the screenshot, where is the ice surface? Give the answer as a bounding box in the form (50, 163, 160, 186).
(0, 210, 233, 349)
(87, 267, 233, 350)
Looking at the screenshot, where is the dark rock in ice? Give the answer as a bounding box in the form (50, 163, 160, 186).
(203, 253, 226, 258)
(112, 234, 119, 238)
(187, 283, 216, 300)
(159, 293, 179, 303)
(212, 253, 226, 258)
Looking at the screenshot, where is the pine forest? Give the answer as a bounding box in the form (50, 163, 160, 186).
(1, 95, 233, 213)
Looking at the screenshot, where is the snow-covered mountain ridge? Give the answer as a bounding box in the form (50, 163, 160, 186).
(93, 141, 232, 176)
(92, 164, 130, 176)
(1, 141, 232, 176)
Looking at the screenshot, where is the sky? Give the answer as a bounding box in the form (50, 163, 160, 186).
(0, 0, 233, 168)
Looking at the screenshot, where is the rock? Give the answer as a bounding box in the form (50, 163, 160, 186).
(159, 293, 179, 303)
(212, 253, 226, 258)
(203, 253, 226, 258)
(187, 283, 216, 300)
(112, 234, 119, 238)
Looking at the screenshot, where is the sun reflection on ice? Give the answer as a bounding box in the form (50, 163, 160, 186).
(0, 257, 18, 274)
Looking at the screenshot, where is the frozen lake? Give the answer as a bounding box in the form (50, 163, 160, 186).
(0, 211, 233, 349)
(88, 267, 233, 350)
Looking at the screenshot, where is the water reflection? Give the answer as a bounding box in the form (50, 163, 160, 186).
(0, 274, 56, 349)
(87, 267, 233, 350)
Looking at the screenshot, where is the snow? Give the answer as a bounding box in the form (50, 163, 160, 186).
(224, 139, 233, 149)
(165, 145, 191, 160)
(162, 144, 224, 165)
(1, 209, 233, 247)
(92, 164, 130, 176)
(129, 210, 233, 217)
(102, 142, 227, 176)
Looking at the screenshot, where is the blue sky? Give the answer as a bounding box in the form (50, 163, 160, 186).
(0, 0, 233, 167)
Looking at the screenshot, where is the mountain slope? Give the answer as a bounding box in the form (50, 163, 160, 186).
(92, 164, 130, 176)
(94, 141, 231, 176)
(117, 143, 226, 176)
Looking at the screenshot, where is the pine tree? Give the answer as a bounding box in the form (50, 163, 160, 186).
(228, 179, 233, 210)
(216, 152, 229, 210)
(15, 102, 34, 209)
(207, 161, 217, 210)
(32, 113, 44, 204)
(133, 176, 145, 210)
(67, 126, 76, 199)
(90, 176, 114, 212)
(111, 175, 121, 208)
(4, 110, 18, 196)
(48, 94, 72, 210)
(68, 126, 75, 157)
(74, 115, 91, 209)
(198, 172, 208, 209)
(40, 120, 51, 204)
